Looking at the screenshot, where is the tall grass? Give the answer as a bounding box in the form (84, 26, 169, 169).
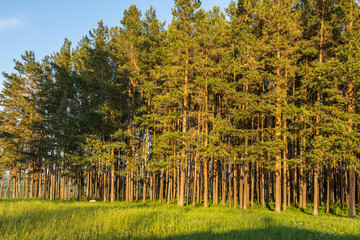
(0, 199, 359, 239)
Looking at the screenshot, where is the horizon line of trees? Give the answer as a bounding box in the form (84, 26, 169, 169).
(1, 0, 360, 218)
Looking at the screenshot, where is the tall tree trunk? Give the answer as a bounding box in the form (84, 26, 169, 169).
(38, 170, 42, 198)
(222, 161, 227, 206)
(313, 0, 324, 216)
(5, 172, 12, 198)
(50, 173, 54, 200)
(12, 171, 16, 198)
(192, 152, 198, 206)
(283, 119, 287, 211)
(261, 163, 265, 207)
(159, 169, 164, 203)
(86, 171, 90, 200)
(347, 3, 356, 218)
(243, 163, 249, 210)
(233, 163, 238, 209)
(0, 173, 4, 198)
(204, 158, 208, 208)
(275, 113, 282, 213)
(251, 162, 254, 209)
(43, 166, 47, 199)
(313, 164, 319, 216)
(239, 164, 244, 209)
(77, 170, 82, 201)
(103, 169, 107, 202)
(179, 54, 189, 207)
(143, 125, 149, 202)
(111, 160, 115, 202)
(349, 168, 356, 217)
(228, 162, 232, 208)
(326, 166, 330, 214)
(340, 163, 345, 209)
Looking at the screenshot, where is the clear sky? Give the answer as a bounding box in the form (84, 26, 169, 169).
(0, 0, 231, 90)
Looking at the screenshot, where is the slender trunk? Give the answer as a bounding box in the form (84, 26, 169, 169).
(243, 163, 249, 210)
(143, 125, 149, 202)
(111, 160, 115, 202)
(222, 161, 227, 206)
(77, 170, 81, 201)
(313, 0, 324, 216)
(349, 168, 356, 217)
(192, 154, 198, 206)
(260, 114, 265, 207)
(167, 169, 172, 204)
(283, 120, 287, 211)
(274, 107, 282, 213)
(12, 172, 16, 198)
(239, 164, 244, 209)
(274, 6, 282, 212)
(69, 177, 73, 200)
(261, 163, 265, 207)
(251, 162, 254, 209)
(204, 80, 209, 208)
(30, 170, 34, 198)
(26, 166, 30, 198)
(117, 161, 120, 201)
(204, 159, 208, 208)
(50, 173, 54, 200)
(313, 164, 319, 216)
(228, 162, 232, 208)
(17, 170, 21, 198)
(159, 169, 164, 203)
(43, 166, 47, 199)
(179, 54, 189, 207)
(0, 173, 4, 198)
(22, 175, 26, 198)
(340, 163, 345, 209)
(5, 172, 12, 198)
(176, 164, 180, 203)
(103, 169, 107, 202)
(233, 164, 238, 209)
(86, 171, 90, 200)
(38, 169, 42, 198)
(326, 166, 330, 214)
(348, 3, 356, 218)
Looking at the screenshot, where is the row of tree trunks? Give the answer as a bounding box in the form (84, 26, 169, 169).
(1, 161, 360, 214)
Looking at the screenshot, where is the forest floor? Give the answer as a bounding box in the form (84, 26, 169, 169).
(0, 199, 359, 240)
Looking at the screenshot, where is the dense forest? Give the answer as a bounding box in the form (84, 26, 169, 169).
(1, 0, 360, 218)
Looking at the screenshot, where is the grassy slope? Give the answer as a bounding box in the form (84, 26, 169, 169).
(0, 199, 359, 240)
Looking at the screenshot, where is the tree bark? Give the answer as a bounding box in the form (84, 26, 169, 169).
(349, 168, 356, 217)
(313, 164, 319, 216)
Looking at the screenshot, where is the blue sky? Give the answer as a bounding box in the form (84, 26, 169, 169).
(0, 0, 231, 89)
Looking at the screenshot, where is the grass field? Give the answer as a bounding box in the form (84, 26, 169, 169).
(0, 199, 359, 240)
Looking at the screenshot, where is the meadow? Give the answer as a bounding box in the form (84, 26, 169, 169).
(0, 199, 359, 240)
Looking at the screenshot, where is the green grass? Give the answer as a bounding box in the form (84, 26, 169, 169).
(0, 199, 359, 240)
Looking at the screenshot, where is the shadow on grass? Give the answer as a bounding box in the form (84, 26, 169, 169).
(142, 228, 359, 240)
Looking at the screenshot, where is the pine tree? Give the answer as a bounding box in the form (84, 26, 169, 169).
(0, 51, 45, 198)
(256, 0, 302, 213)
(166, 0, 202, 206)
(335, 0, 360, 218)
